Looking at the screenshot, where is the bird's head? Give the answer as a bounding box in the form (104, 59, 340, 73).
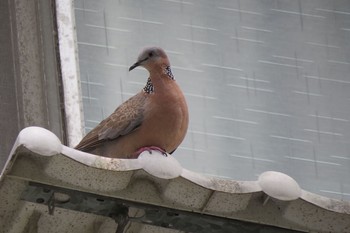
(129, 47, 170, 72)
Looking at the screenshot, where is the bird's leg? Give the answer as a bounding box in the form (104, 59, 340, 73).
(133, 146, 168, 157)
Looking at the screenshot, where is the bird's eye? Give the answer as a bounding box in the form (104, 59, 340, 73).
(149, 52, 153, 57)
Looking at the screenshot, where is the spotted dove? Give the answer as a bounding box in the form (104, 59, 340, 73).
(75, 47, 189, 158)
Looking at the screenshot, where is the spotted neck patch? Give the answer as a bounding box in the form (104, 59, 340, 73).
(143, 77, 154, 94)
(165, 66, 175, 80)
(143, 66, 175, 94)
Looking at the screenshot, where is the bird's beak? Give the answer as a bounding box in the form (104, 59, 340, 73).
(129, 57, 148, 71)
(129, 62, 140, 71)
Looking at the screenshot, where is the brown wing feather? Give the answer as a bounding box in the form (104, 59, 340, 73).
(75, 92, 147, 152)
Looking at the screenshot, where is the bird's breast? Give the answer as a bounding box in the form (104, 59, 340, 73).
(141, 89, 188, 151)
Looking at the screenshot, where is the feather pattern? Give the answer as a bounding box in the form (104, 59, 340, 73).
(75, 93, 147, 151)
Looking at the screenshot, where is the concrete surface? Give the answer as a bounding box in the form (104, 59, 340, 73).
(0, 0, 66, 169)
(1, 127, 350, 233)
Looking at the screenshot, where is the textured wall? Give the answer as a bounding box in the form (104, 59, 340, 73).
(74, 0, 350, 200)
(0, 0, 65, 169)
(0, 0, 19, 169)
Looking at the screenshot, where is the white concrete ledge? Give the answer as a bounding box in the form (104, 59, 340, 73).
(1, 127, 350, 233)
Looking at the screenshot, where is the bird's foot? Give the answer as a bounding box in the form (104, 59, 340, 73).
(133, 146, 168, 157)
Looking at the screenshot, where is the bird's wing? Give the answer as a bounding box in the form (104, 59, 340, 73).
(75, 92, 147, 151)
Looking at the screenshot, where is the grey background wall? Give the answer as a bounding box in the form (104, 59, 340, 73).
(75, 0, 350, 201)
(0, 0, 65, 169)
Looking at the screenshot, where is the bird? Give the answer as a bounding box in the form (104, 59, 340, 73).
(75, 47, 189, 159)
